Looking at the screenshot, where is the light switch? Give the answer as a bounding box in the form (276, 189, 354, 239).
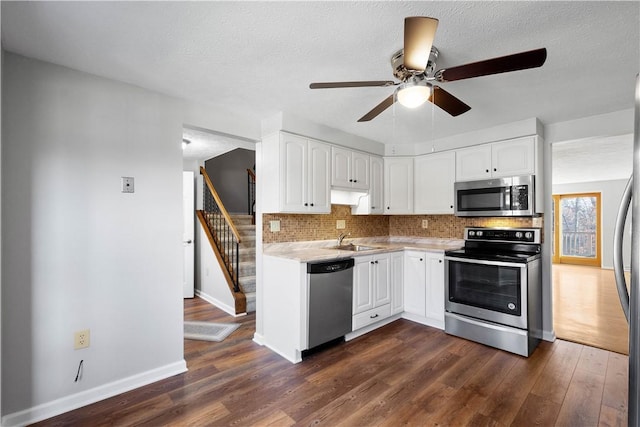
(270, 220, 280, 232)
(336, 220, 346, 229)
(422, 219, 429, 229)
(121, 177, 134, 193)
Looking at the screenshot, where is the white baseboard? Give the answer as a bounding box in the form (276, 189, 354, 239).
(1, 360, 187, 427)
(543, 329, 557, 342)
(401, 312, 444, 330)
(253, 332, 265, 346)
(346, 314, 402, 341)
(195, 289, 246, 317)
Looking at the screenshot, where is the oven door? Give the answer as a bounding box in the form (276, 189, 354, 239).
(445, 256, 528, 329)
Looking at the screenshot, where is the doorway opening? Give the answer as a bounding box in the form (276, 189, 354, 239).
(551, 135, 632, 354)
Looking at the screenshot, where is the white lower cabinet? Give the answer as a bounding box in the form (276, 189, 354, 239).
(403, 250, 445, 329)
(390, 252, 404, 315)
(352, 252, 403, 331)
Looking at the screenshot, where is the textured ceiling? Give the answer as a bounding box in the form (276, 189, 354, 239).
(2, 1, 639, 146)
(552, 134, 633, 185)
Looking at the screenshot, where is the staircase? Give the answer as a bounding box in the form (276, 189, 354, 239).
(232, 214, 257, 313)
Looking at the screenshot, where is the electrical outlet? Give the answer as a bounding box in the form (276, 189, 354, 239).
(121, 176, 134, 193)
(422, 219, 429, 229)
(74, 329, 90, 350)
(270, 220, 280, 232)
(336, 220, 346, 229)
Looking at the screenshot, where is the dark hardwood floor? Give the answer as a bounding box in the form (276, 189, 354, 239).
(33, 297, 628, 426)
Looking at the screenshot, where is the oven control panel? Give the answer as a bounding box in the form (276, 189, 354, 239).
(464, 227, 541, 244)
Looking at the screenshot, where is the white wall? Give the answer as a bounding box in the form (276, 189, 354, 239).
(1, 53, 186, 424)
(553, 179, 631, 269)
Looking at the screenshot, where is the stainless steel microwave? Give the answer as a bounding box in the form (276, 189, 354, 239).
(454, 175, 535, 217)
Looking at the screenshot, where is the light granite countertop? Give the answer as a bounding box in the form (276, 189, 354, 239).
(263, 236, 465, 262)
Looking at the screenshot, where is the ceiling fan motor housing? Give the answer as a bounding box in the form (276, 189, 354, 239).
(391, 46, 439, 80)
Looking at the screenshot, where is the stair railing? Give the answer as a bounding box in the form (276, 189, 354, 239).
(199, 166, 242, 293)
(247, 168, 256, 225)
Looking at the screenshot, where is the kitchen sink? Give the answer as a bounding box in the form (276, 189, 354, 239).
(329, 244, 382, 252)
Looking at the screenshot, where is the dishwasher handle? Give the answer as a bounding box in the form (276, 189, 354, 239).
(307, 258, 355, 274)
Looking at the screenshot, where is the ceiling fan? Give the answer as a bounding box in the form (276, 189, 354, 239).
(309, 17, 547, 122)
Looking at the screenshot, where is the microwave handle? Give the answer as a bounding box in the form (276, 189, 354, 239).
(504, 186, 511, 209)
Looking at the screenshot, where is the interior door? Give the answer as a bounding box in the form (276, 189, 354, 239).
(183, 171, 195, 298)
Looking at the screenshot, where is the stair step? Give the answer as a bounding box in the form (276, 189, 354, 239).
(245, 292, 256, 313)
(239, 275, 256, 294)
(238, 261, 256, 277)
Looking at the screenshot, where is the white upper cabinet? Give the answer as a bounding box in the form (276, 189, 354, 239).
(456, 136, 537, 182)
(306, 140, 332, 213)
(331, 147, 370, 190)
(352, 155, 383, 215)
(414, 151, 456, 214)
(262, 132, 331, 214)
(384, 157, 414, 214)
(369, 156, 384, 214)
(491, 137, 536, 177)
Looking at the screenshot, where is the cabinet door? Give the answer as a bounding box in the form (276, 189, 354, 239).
(373, 254, 391, 307)
(331, 146, 352, 188)
(308, 141, 331, 213)
(353, 257, 373, 314)
(425, 253, 445, 328)
(455, 145, 492, 181)
(369, 156, 384, 214)
(491, 137, 535, 177)
(351, 151, 370, 190)
(414, 151, 456, 214)
(403, 251, 426, 317)
(390, 252, 404, 315)
(384, 157, 414, 214)
(280, 134, 308, 212)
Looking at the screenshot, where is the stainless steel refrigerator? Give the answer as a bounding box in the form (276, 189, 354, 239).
(614, 73, 640, 426)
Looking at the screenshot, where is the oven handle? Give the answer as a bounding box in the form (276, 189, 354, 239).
(444, 256, 527, 268)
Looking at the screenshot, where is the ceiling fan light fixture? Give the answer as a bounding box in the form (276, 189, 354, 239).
(397, 78, 430, 108)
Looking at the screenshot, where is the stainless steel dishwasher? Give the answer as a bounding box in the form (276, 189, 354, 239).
(307, 258, 354, 349)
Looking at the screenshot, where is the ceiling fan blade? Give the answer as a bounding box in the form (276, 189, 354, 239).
(428, 86, 471, 117)
(310, 81, 396, 89)
(358, 94, 396, 122)
(404, 17, 439, 72)
(435, 48, 547, 82)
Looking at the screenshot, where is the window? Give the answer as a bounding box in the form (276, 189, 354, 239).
(552, 193, 601, 266)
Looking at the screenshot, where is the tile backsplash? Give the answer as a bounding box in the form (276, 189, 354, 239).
(262, 206, 543, 243)
(262, 205, 388, 244)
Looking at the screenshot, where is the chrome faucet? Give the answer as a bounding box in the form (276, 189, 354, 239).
(337, 232, 351, 246)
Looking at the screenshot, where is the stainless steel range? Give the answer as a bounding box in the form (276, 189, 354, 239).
(444, 227, 542, 357)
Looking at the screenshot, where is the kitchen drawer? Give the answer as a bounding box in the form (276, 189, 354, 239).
(352, 304, 391, 330)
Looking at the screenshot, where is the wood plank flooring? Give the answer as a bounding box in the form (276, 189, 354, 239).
(33, 297, 628, 426)
(553, 264, 629, 355)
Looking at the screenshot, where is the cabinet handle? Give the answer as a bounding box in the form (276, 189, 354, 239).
(349, 179, 353, 182)
(371, 261, 375, 265)
(420, 258, 423, 261)
(494, 168, 497, 172)
(485, 169, 489, 173)
(371, 206, 375, 209)
(439, 260, 442, 263)
(310, 203, 314, 206)
(375, 260, 379, 264)
(354, 180, 357, 183)
(370, 314, 379, 319)
(387, 207, 390, 210)
(304, 203, 308, 206)
(450, 205, 453, 209)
